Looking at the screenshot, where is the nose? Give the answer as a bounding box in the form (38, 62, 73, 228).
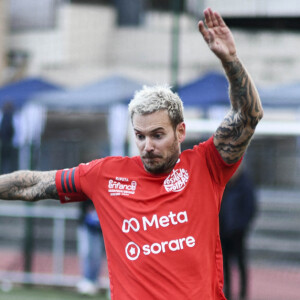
(144, 137, 154, 152)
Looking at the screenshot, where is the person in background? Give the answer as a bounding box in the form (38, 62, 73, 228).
(220, 164, 257, 300)
(76, 200, 105, 296)
(0, 101, 15, 174)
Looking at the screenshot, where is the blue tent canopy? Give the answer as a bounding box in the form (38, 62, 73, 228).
(0, 77, 64, 110)
(32, 75, 143, 111)
(178, 72, 230, 108)
(178, 72, 300, 109)
(258, 82, 300, 107)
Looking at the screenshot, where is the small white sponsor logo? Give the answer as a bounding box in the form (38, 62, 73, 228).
(125, 242, 140, 260)
(122, 211, 188, 233)
(108, 179, 137, 196)
(142, 236, 195, 255)
(122, 218, 140, 233)
(142, 211, 188, 231)
(164, 168, 189, 192)
(125, 236, 195, 261)
(116, 177, 129, 182)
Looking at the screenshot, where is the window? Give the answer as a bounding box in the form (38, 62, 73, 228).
(9, 0, 61, 32)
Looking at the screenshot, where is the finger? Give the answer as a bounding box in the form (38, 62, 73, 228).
(198, 21, 214, 44)
(198, 20, 205, 34)
(204, 8, 213, 28)
(198, 21, 209, 40)
(214, 11, 226, 27)
(209, 9, 219, 27)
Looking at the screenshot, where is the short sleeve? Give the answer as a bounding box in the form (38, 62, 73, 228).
(55, 159, 104, 204)
(56, 167, 87, 204)
(199, 136, 242, 186)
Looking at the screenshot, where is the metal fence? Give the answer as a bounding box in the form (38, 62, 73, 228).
(0, 201, 109, 288)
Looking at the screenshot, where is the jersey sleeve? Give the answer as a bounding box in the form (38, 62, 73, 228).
(198, 136, 242, 187)
(55, 158, 105, 204)
(56, 167, 88, 204)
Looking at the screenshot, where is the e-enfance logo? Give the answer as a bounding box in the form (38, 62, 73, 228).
(123, 211, 196, 261)
(108, 177, 137, 196)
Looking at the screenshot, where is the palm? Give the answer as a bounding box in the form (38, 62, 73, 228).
(199, 8, 236, 61)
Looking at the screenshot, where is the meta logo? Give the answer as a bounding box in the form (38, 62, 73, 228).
(125, 236, 196, 261)
(122, 211, 188, 233)
(122, 218, 140, 233)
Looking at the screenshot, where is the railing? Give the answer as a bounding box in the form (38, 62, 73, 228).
(0, 203, 109, 288)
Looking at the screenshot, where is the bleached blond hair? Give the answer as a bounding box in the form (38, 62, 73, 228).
(128, 85, 184, 129)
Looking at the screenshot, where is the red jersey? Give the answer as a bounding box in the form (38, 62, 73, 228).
(56, 137, 241, 300)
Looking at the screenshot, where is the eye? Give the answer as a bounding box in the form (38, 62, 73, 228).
(154, 133, 163, 139)
(136, 133, 145, 140)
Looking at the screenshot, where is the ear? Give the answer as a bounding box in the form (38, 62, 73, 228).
(176, 122, 186, 143)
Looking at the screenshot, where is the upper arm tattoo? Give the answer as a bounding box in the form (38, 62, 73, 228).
(214, 58, 263, 164)
(0, 170, 59, 202)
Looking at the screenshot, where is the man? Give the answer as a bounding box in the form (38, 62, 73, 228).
(76, 200, 104, 295)
(0, 101, 16, 174)
(220, 165, 257, 300)
(0, 8, 263, 300)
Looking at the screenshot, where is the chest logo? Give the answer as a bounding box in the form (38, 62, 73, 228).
(108, 179, 137, 196)
(164, 168, 189, 192)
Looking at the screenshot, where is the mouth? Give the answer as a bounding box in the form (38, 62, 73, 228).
(143, 157, 159, 163)
(142, 154, 162, 160)
(142, 154, 163, 165)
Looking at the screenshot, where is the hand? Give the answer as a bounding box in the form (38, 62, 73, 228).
(198, 8, 237, 62)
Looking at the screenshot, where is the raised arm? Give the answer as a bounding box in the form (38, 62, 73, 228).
(198, 8, 263, 163)
(0, 170, 59, 202)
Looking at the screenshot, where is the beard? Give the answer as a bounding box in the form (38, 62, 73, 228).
(141, 141, 180, 175)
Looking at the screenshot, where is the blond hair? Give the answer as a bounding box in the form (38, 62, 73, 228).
(128, 85, 184, 128)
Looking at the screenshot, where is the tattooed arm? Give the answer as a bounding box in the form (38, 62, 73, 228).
(0, 170, 59, 201)
(199, 8, 263, 163)
(216, 58, 263, 163)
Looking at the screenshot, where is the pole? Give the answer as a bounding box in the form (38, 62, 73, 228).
(170, 0, 181, 92)
(23, 143, 35, 280)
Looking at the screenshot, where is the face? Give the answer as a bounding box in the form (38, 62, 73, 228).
(132, 110, 186, 174)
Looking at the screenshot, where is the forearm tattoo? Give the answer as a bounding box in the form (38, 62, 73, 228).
(215, 58, 263, 163)
(0, 171, 59, 201)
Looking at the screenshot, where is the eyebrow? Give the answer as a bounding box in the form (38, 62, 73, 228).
(134, 127, 165, 134)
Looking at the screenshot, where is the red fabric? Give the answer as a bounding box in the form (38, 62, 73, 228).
(55, 167, 87, 203)
(55, 137, 241, 299)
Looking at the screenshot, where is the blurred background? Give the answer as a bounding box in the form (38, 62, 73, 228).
(0, 0, 300, 299)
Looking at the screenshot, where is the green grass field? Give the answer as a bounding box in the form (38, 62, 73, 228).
(0, 285, 110, 300)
